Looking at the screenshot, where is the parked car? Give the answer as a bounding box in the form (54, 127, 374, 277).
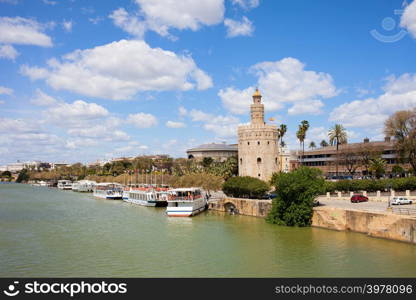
(350, 194, 368, 203)
(390, 197, 413, 205)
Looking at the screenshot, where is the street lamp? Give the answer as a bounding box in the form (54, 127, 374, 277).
(387, 183, 392, 209)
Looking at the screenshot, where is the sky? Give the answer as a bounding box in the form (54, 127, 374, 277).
(0, 0, 415, 165)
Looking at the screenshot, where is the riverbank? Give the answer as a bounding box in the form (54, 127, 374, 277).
(208, 197, 416, 244)
(5, 184, 416, 277)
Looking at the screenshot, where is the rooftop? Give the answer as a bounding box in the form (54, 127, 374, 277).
(187, 143, 238, 152)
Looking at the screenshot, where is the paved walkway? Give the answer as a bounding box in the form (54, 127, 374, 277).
(318, 198, 416, 212)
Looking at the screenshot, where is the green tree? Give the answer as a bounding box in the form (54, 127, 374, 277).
(384, 109, 416, 173)
(320, 140, 329, 148)
(222, 176, 270, 199)
(309, 141, 316, 150)
(369, 157, 386, 179)
(16, 169, 30, 183)
(391, 165, 405, 176)
(296, 120, 309, 164)
(277, 124, 287, 147)
(1, 170, 12, 178)
(267, 167, 325, 227)
(328, 124, 347, 176)
(202, 157, 214, 168)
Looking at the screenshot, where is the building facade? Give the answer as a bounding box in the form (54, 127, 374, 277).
(238, 89, 280, 181)
(297, 137, 410, 177)
(187, 143, 238, 162)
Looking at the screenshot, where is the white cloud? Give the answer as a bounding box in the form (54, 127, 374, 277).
(231, 0, 259, 9)
(189, 109, 240, 138)
(0, 44, 19, 60)
(109, 8, 146, 39)
(110, 0, 224, 39)
(68, 126, 130, 141)
(127, 113, 158, 128)
(178, 106, 187, 117)
(20, 64, 49, 80)
(330, 73, 416, 128)
(0, 100, 5, 104)
(287, 100, 324, 115)
(46, 100, 109, 127)
(21, 39, 212, 100)
(219, 57, 337, 115)
(401, 0, 416, 38)
(0, 86, 13, 95)
(0, 17, 52, 47)
(218, 86, 256, 115)
(43, 0, 57, 5)
(62, 20, 73, 32)
(224, 16, 254, 37)
(166, 120, 186, 128)
(30, 89, 57, 106)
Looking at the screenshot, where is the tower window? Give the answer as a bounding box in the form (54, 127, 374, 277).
(240, 158, 242, 164)
(258, 174, 261, 177)
(257, 157, 262, 164)
(267, 141, 270, 145)
(247, 142, 250, 145)
(257, 141, 260, 145)
(275, 157, 278, 164)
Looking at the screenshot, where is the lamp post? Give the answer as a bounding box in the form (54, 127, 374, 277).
(387, 183, 392, 209)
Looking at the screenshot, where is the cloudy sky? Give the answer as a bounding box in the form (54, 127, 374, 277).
(0, 0, 415, 164)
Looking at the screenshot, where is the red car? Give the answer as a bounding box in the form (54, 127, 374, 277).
(350, 194, 368, 203)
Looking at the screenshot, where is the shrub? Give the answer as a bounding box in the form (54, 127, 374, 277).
(267, 167, 325, 227)
(222, 176, 270, 199)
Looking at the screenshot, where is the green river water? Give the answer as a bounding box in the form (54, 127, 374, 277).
(1, 183, 415, 277)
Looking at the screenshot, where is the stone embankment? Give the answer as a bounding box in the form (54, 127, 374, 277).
(208, 197, 416, 244)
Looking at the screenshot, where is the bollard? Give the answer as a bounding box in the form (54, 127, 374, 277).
(406, 190, 410, 197)
(363, 191, 367, 197)
(376, 191, 380, 201)
(391, 190, 395, 197)
(326, 192, 330, 200)
(350, 192, 354, 197)
(337, 192, 341, 198)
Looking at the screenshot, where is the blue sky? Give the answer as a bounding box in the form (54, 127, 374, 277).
(0, 0, 415, 165)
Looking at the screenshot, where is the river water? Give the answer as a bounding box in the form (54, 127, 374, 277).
(1, 183, 415, 277)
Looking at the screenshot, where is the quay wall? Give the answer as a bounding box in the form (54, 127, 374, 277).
(208, 198, 416, 244)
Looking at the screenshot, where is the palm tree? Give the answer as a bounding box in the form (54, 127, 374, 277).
(328, 124, 347, 177)
(369, 157, 386, 179)
(320, 139, 329, 148)
(277, 124, 287, 147)
(309, 141, 316, 150)
(296, 120, 310, 164)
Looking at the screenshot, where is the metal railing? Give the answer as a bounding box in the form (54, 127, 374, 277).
(392, 207, 416, 216)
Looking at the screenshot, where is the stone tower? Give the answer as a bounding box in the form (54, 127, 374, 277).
(238, 88, 280, 181)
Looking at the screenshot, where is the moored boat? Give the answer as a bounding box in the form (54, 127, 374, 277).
(57, 180, 72, 190)
(72, 180, 96, 192)
(93, 183, 123, 200)
(127, 189, 168, 207)
(166, 188, 207, 217)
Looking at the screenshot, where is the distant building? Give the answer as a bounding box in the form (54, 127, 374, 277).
(296, 137, 410, 177)
(238, 89, 281, 181)
(187, 143, 238, 162)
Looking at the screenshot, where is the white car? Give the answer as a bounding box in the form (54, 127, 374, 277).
(390, 197, 413, 205)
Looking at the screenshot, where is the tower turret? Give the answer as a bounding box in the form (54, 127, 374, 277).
(250, 88, 264, 125)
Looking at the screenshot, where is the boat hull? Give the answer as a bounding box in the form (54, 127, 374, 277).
(166, 200, 206, 217)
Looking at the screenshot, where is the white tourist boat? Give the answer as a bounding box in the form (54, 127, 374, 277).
(57, 180, 72, 190)
(166, 188, 207, 217)
(72, 180, 96, 192)
(93, 183, 123, 200)
(127, 189, 168, 207)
